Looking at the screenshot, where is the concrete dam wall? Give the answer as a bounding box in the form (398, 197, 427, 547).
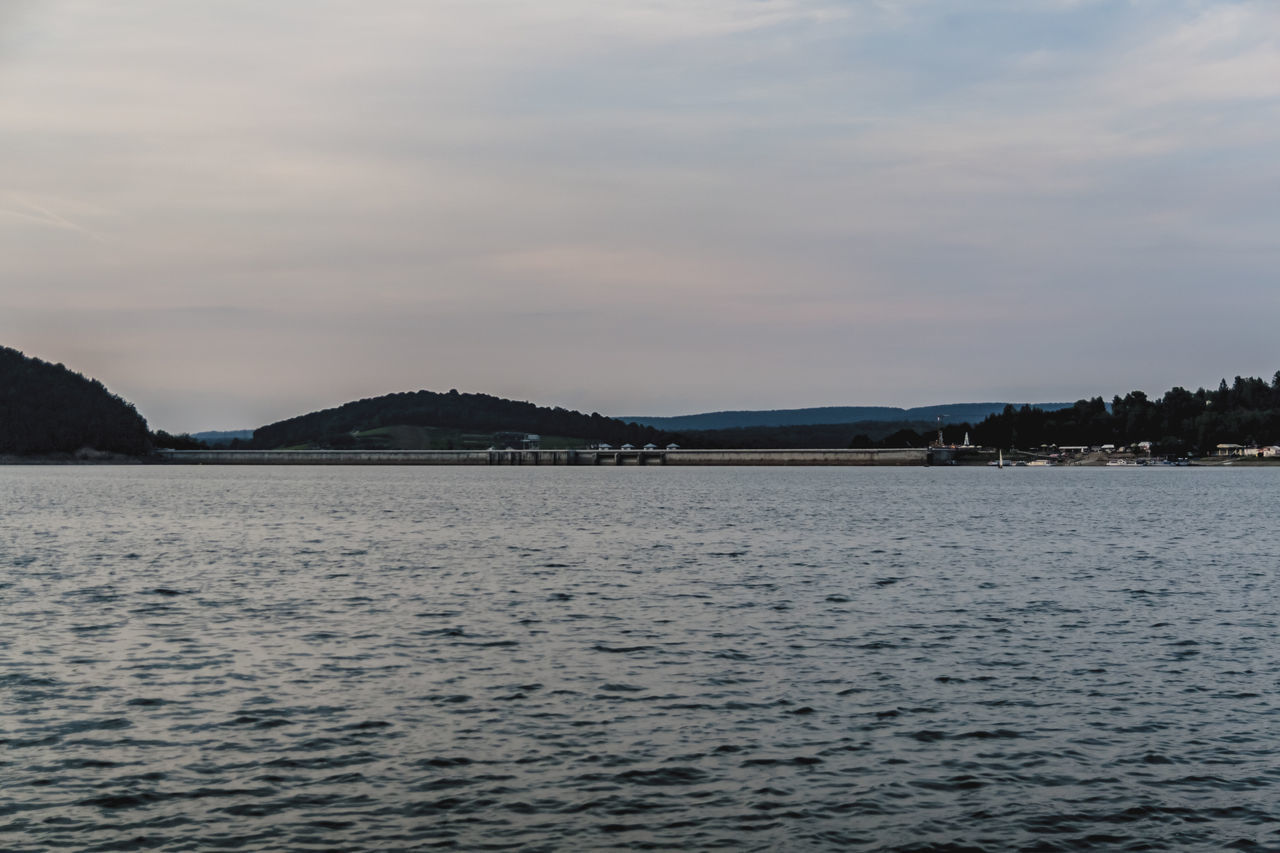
(666, 449, 924, 466)
(156, 448, 930, 466)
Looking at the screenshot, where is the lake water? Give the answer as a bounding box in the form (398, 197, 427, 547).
(2, 465, 1278, 851)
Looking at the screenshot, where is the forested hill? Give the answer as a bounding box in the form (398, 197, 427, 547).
(625, 402, 1072, 431)
(251, 389, 668, 449)
(0, 346, 150, 456)
(970, 374, 1280, 454)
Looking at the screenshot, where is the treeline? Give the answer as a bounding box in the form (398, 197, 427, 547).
(251, 389, 669, 449)
(0, 346, 151, 456)
(10, 339, 1275, 458)
(675, 420, 938, 450)
(969, 373, 1280, 454)
(151, 430, 207, 450)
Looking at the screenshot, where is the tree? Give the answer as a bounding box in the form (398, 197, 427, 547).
(0, 346, 150, 455)
(882, 428, 924, 448)
(151, 430, 207, 450)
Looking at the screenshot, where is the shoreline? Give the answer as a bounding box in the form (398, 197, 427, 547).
(4, 450, 1278, 467)
(0, 453, 146, 465)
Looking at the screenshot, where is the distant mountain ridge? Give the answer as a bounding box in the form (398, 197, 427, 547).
(249, 393, 1079, 451)
(622, 403, 1074, 431)
(192, 430, 254, 446)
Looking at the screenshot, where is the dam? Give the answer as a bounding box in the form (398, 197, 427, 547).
(155, 448, 931, 466)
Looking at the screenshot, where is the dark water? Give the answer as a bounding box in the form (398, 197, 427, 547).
(2, 465, 1278, 851)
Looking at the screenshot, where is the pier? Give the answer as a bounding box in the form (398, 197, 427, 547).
(155, 448, 931, 466)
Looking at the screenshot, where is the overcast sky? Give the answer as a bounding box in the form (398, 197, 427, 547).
(3, 1, 1278, 431)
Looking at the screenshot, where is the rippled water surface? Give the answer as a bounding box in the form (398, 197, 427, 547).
(2, 465, 1279, 851)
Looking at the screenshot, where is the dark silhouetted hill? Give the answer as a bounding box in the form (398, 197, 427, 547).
(0, 346, 150, 456)
(251, 389, 667, 449)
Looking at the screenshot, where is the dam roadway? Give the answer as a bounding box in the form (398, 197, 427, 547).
(156, 448, 931, 466)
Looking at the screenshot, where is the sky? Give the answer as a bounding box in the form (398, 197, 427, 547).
(3, 0, 1279, 432)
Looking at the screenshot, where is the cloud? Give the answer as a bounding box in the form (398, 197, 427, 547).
(2, 1, 1279, 429)
(0, 192, 109, 242)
